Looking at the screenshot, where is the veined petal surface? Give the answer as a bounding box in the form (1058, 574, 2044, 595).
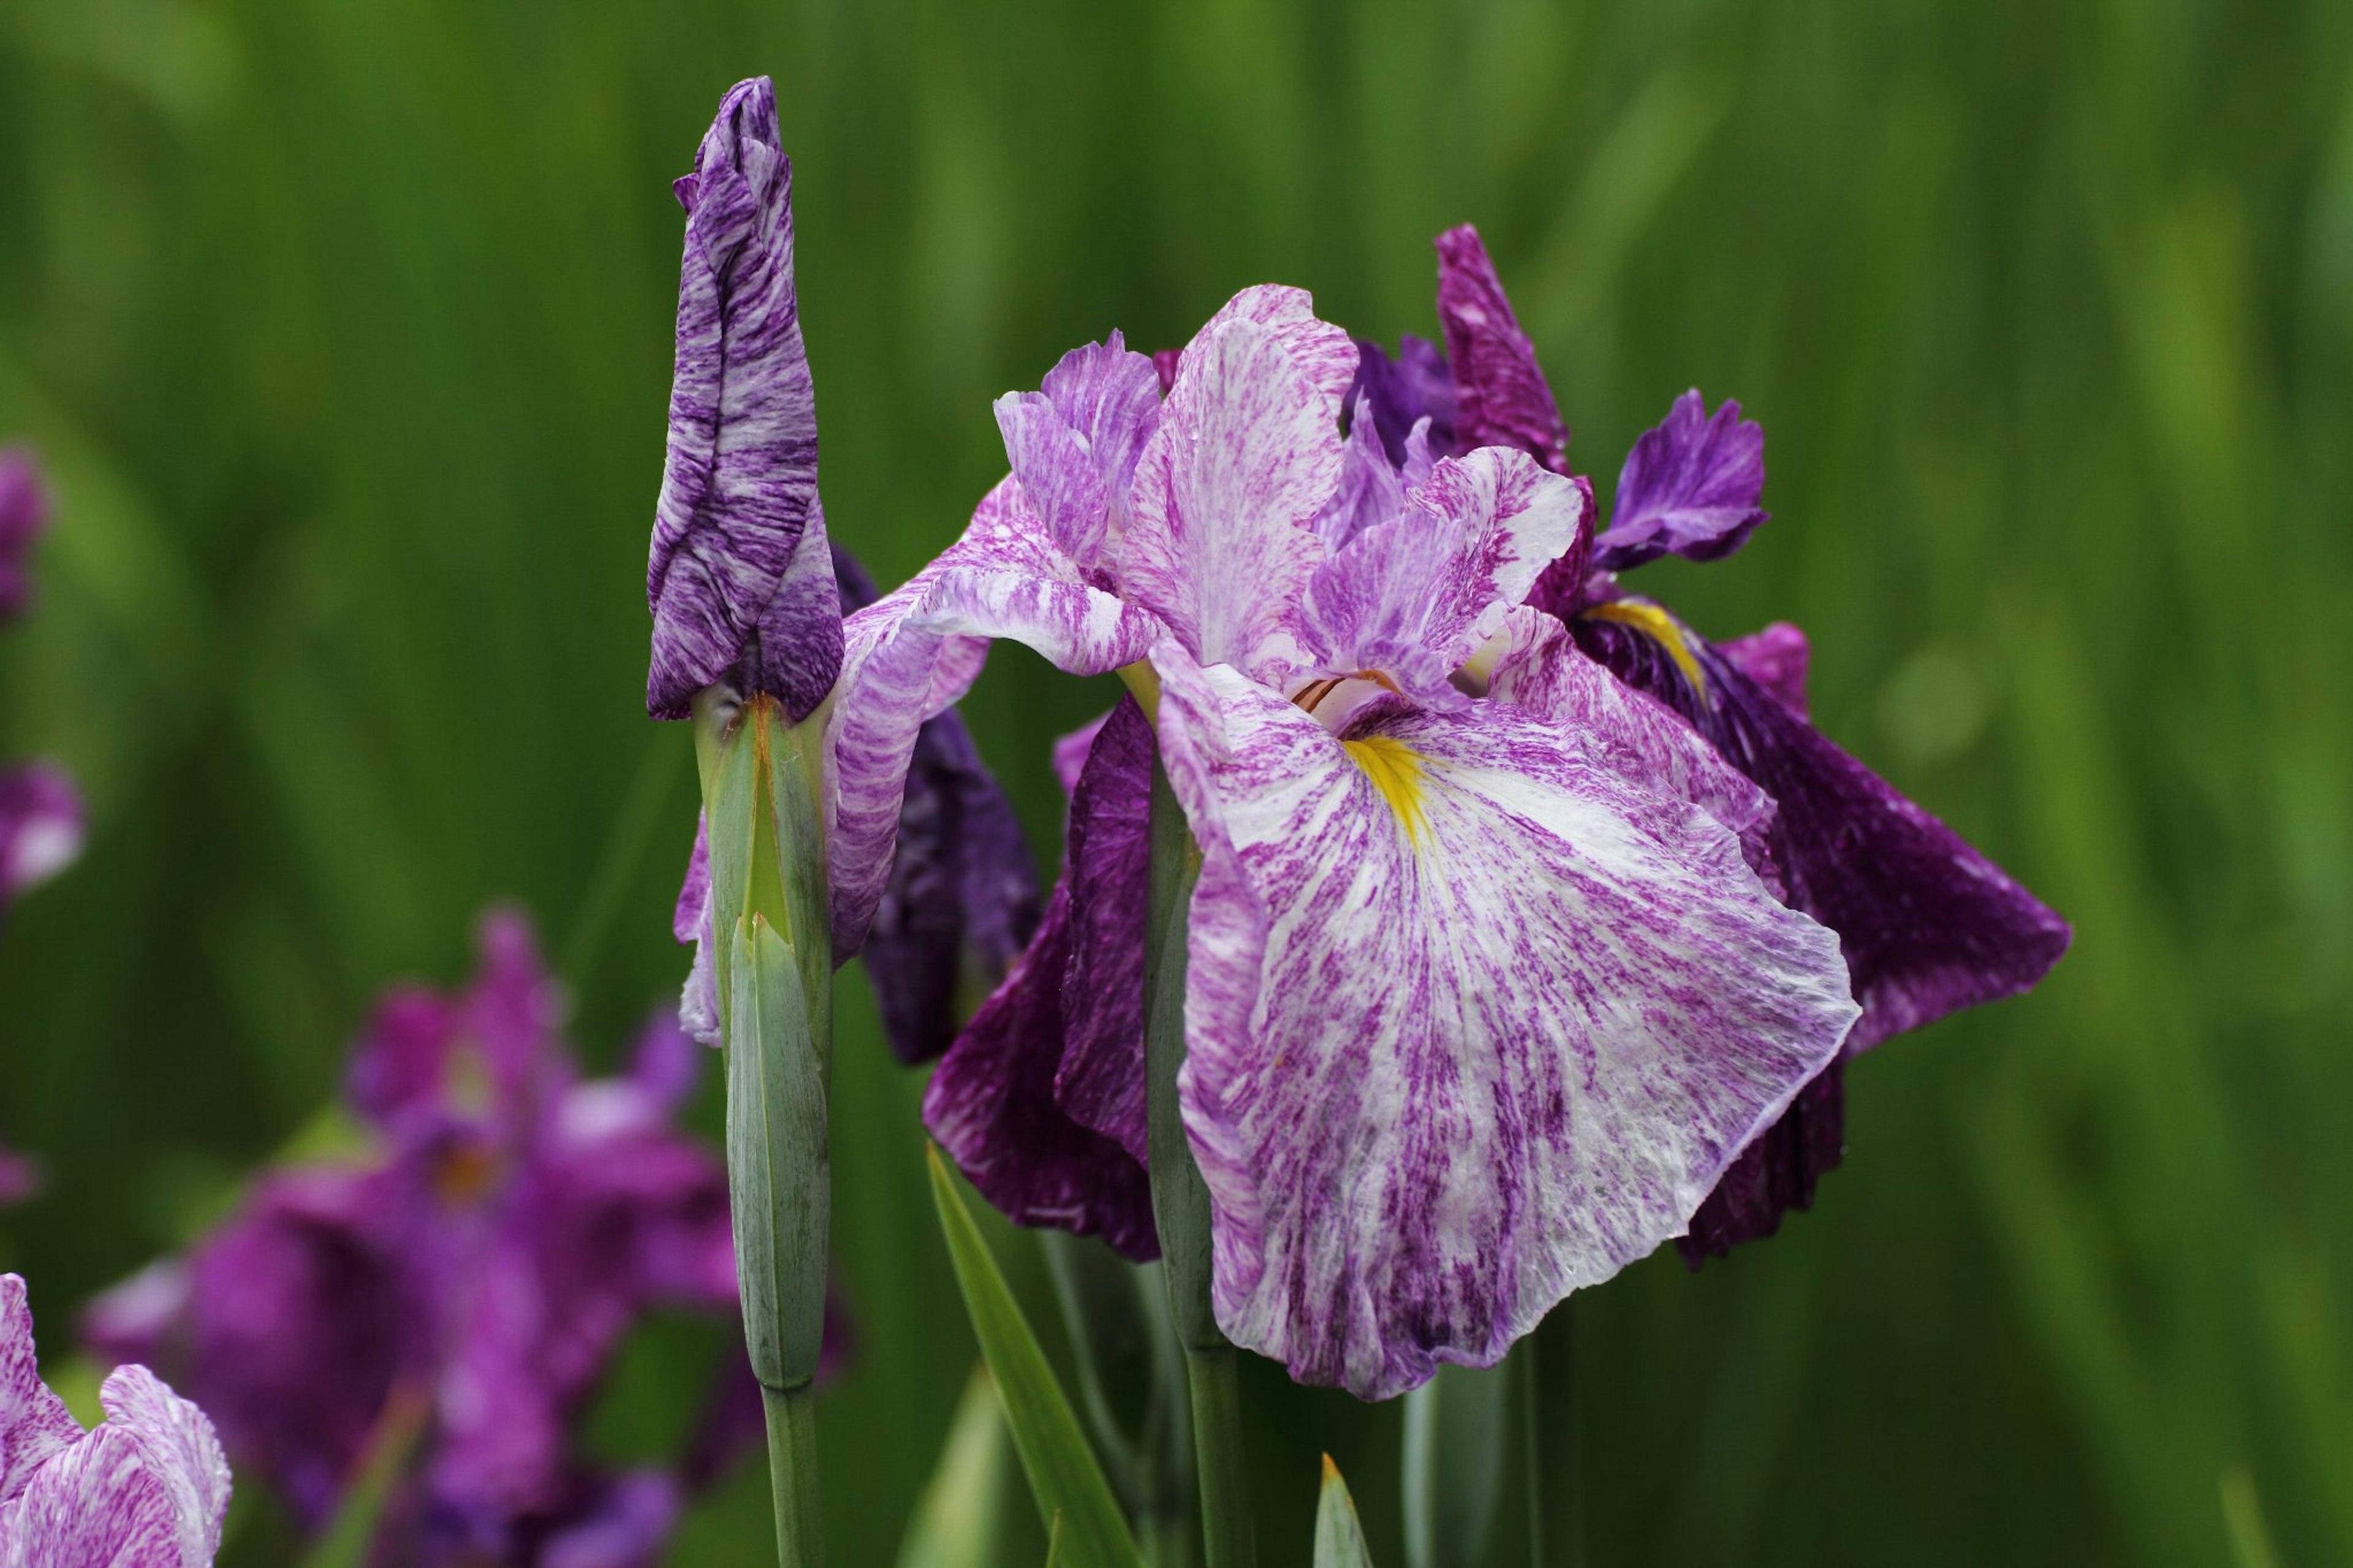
(1434, 227, 1570, 475)
(646, 77, 840, 721)
(1591, 390, 1770, 570)
(829, 480, 1163, 956)
(1150, 645, 1857, 1399)
(995, 333, 1162, 570)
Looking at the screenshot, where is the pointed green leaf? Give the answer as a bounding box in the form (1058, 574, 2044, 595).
(728, 914, 830, 1391)
(896, 1367, 1017, 1568)
(1314, 1456, 1374, 1568)
(928, 1146, 1148, 1568)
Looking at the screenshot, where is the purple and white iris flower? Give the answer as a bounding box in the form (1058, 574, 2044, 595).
(1, 1273, 230, 1566)
(648, 80, 1036, 1060)
(827, 286, 1861, 1399)
(1351, 226, 2072, 1259)
(0, 450, 83, 921)
(85, 911, 824, 1566)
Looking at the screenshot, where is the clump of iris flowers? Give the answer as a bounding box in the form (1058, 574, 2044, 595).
(1, 1273, 230, 1564)
(85, 910, 827, 1564)
(825, 288, 1862, 1399)
(1347, 227, 2072, 1259)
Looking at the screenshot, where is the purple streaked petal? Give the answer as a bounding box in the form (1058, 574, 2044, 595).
(1049, 695, 1154, 1168)
(1312, 395, 1407, 553)
(1591, 390, 1769, 571)
(1434, 227, 1571, 475)
(923, 878, 1158, 1261)
(1181, 285, 1359, 417)
(647, 78, 841, 721)
(1150, 642, 1857, 1399)
(1347, 336, 1458, 468)
(1294, 449, 1587, 711)
(1678, 1055, 1844, 1263)
(0, 765, 81, 909)
(828, 479, 1163, 958)
(1577, 607, 2071, 1053)
(0, 450, 51, 624)
(1124, 306, 1345, 680)
(996, 333, 1162, 570)
(1, 1278, 81, 1506)
(0, 1365, 232, 1567)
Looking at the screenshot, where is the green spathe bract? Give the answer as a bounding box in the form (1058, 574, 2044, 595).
(698, 687, 835, 1566)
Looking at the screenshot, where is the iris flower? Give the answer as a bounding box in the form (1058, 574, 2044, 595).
(0, 450, 82, 920)
(1, 1273, 230, 1566)
(829, 287, 1860, 1398)
(648, 79, 1036, 1061)
(1349, 227, 2072, 1257)
(85, 911, 817, 1565)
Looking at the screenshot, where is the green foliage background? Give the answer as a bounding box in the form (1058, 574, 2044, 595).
(2, 0, 2348, 1561)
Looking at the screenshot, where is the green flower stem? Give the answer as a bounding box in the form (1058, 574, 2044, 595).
(1142, 746, 1254, 1568)
(764, 1384, 827, 1568)
(696, 687, 835, 1568)
(1523, 1303, 1582, 1568)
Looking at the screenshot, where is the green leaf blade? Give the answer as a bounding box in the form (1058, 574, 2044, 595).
(1314, 1456, 1374, 1568)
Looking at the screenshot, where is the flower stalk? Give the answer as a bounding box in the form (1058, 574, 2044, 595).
(696, 685, 834, 1568)
(1142, 744, 1253, 1568)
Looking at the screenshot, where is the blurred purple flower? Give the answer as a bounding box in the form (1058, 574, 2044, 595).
(0, 763, 83, 915)
(0, 1141, 42, 1209)
(0, 449, 51, 624)
(1360, 225, 2069, 1257)
(1, 1273, 231, 1565)
(86, 911, 845, 1564)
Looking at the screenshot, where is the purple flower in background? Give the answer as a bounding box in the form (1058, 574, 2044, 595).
(1363, 226, 2069, 1257)
(828, 286, 1859, 1398)
(1, 1273, 231, 1566)
(646, 77, 838, 723)
(86, 911, 838, 1564)
(0, 764, 82, 915)
(0, 1141, 41, 1209)
(0, 449, 51, 623)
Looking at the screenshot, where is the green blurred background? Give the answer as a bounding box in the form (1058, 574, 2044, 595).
(3, 0, 2349, 1561)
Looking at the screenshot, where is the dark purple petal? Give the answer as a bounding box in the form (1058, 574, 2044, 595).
(646, 78, 841, 721)
(1678, 1056, 1844, 1263)
(1346, 335, 1458, 468)
(1577, 607, 2072, 1054)
(0, 449, 51, 623)
(1433, 226, 1571, 475)
(0, 763, 82, 911)
(1050, 696, 1154, 1168)
(1151, 347, 1183, 395)
(1718, 621, 1809, 718)
(1591, 390, 1770, 571)
(923, 877, 1159, 1261)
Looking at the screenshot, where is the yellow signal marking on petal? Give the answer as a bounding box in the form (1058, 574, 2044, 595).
(1583, 600, 1707, 695)
(1343, 734, 1428, 847)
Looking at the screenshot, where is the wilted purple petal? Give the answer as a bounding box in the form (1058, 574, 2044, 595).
(1149, 640, 1857, 1399)
(1577, 605, 2071, 1053)
(828, 479, 1163, 959)
(923, 877, 1158, 1261)
(1124, 298, 1348, 681)
(1293, 449, 1586, 713)
(1, 1275, 231, 1564)
(0, 450, 51, 624)
(1591, 391, 1770, 571)
(1434, 227, 1571, 475)
(1347, 336, 1458, 468)
(647, 78, 841, 722)
(0, 765, 82, 910)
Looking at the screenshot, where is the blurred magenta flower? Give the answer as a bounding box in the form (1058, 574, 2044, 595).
(0, 449, 51, 624)
(1358, 227, 2072, 1258)
(86, 911, 835, 1564)
(1, 1273, 230, 1566)
(0, 1142, 40, 1209)
(832, 287, 1859, 1398)
(651, 80, 1038, 1062)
